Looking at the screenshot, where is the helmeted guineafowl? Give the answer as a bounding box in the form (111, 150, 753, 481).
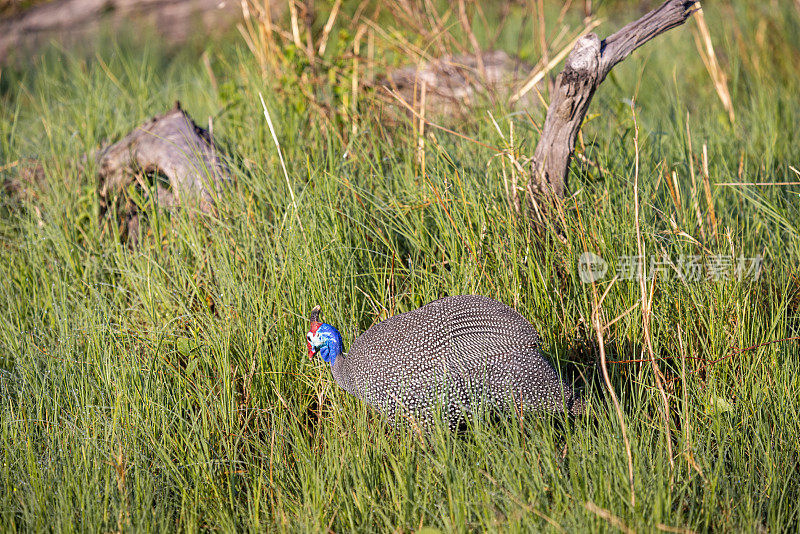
(306, 295, 584, 429)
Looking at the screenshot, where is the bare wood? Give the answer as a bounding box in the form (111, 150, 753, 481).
(97, 102, 230, 242)
(0, 0, 272, 62)
(528, 0, 698, 199)
(380, 51, 533, 118)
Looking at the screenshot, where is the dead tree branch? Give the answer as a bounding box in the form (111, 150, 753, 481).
(528, 0, 698, 200)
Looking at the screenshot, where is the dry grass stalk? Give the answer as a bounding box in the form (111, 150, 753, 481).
(382, 86, 500, 153)
(113, 442, 130, 534)
(677, 325, 690, 449)
(536, 0, 549, 67)
(299, 1, 315, 55)
(241, 0, 316, 65)
(632, 104, 675, 471)
(388, 0, 455, 59)
(482, 470, 567, 532)
(288, 0, 303, 49)
(241, 0, 351, 138)
(664, 168, 680, 215)
(686, 114, 707, 241)
(590, 278, 636, 507)
(352, 24, 367, 135)
(457, 0, 487, 81)
(510, 18, 601, 105)
(416, 81, 427, 172)
(669, 170, 682, 210)
(380, 50, 533, 119)
(716, 181, 800, 186)
(0, 159, 19, 173)
(258, 92, 305, 236)
(692, 7, 735, 123)
(317, 0, 342, 56)
(658, 523, 698, 534)
(366, 27, 375, 83)
(509, 120, 520, 214)
(545, 1, 566, 24)
(701, 143, 718, 239)
(260, 0, 278, 66)
(584, 502, 634, 534)
(201, 51, 217, 93)
(239, 1, 283, 71)
(500, 155, 512, 214)
(363, 17, 427, 63)
(373, 0, 549, 117)
(238, 2, 264, 67)
(488, 113, 523, 214)
(379, 0, 544, 115)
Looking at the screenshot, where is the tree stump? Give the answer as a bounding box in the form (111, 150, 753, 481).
(528, 0, 699, 201)
(96, 102, 230, 242)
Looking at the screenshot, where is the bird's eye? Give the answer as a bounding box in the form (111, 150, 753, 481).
(306, 333, 312, 342)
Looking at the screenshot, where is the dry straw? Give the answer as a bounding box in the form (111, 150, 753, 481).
(693, 6, 735, 123)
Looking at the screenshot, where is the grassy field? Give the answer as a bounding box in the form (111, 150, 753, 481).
(1, 1, 799, 531)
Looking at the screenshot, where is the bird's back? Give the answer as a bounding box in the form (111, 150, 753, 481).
(332, 295, 578, 427)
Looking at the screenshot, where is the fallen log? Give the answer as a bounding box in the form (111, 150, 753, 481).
(527, 0, 698, 200)
(380, 51, 535, 117)
(0, 0, 252, 63)
(97, 102, 230, 242)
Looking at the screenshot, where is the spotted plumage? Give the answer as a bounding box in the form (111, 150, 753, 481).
(307, 295, 583, 429)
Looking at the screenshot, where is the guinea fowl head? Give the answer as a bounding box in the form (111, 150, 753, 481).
(306, 305, 343, 364)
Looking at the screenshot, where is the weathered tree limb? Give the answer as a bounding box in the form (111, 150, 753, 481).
(97, 102, 230, 242)
(528, 0, 698, 200)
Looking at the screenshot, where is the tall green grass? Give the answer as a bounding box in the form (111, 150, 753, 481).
(1, 1, 799, 531)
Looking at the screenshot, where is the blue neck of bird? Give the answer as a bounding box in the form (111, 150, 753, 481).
(320, 327, 343, 365)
